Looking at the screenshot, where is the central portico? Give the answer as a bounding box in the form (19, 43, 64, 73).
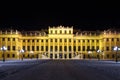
(46, 26, 78, 59)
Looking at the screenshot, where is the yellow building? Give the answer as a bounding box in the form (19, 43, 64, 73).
(0, 26, 120, 60)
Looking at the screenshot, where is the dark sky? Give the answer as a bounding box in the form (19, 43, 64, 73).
(0, 2, 120, 31)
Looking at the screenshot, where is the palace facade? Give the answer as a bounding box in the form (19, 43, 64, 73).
(0, 26, 120, 60)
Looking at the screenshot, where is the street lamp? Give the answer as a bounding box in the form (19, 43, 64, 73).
(1, 46, 7, 62)
(113, 46, 120, 62)
(20, 49, 24, 60)
(97, 50, 101, 61)
(30, 51, 34, 59)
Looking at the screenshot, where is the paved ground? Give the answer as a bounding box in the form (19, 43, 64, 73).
(0, 59, 120, 80)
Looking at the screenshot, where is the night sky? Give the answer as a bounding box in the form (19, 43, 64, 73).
(0, 2, 120, 31)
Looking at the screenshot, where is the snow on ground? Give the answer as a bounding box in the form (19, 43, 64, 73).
(0, 60, 120, 80)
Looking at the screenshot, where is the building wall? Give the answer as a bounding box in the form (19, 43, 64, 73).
(0, 26, 120, 59)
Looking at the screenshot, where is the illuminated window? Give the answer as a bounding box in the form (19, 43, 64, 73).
(69, 39, 71, 42)
(60, 30, 62, 34)
(32, 40, 34, 42)
(92, 46, 94, 50)
(13, 46, 15, 50)
(41, 46, 44, 51)
(23, 39, 25, 42)
(36, 46, 39, 51)
(64, 39, 67, 42)
(8, 38, 10, 41)
(23, 46, 25, 50)
(87, 40, 89, 42)
(96, 46, 99, 50)
(87, 46, 90, 51)
(13, 38, 15, 41)
(96, 40, 99, 43)
(92, 40, 94, 42)
(55, 39, 57, 42)
(7, 54, 10, 58)
(2, 38, 5, 41)
(117, 38, 119, 41)
(12, 54, 15, 58)
(55, 30, 57, 34)
(46, 46, 48, 51)
(64, 46, 67, 51)
(51, 39, 53, 42)
(78, 46, 81, 51)
(60, 39, 62, 42)
(41, 39, 43, 42)
(7, 46, 10, 51)
(27, 46, 30, 51)
(69, 30, 71, 34)
(83, 46, 85, 51)
(55, 46, 57, 51)
(46, 40, 48, 42)
(111, 38, 114, 41)
(65, 30, 67, 34)
(60, 46, 62, 51)
(112, 54, 115, 58)
(51, 30, 53, 34)
(69, 46, 71, 51)
(74, 40, 76, 43)
(106, 38, 109, 41)
(74, 46, 76, 51)
(28, 40, 30, 42)
(32, 46, 34, 51)
(107, 54, 109, 58)
(106, 46, 109, 51)
(37, 39, 39, 42)
(83, 40, 85, 43)
(50, 46, 52, 51)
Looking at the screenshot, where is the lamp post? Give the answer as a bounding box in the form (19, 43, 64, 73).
(97, 50, 101, 61)
(113, 46, 120, 62)
(20, 49, 24, 61)
(1, 46, 7, 62)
